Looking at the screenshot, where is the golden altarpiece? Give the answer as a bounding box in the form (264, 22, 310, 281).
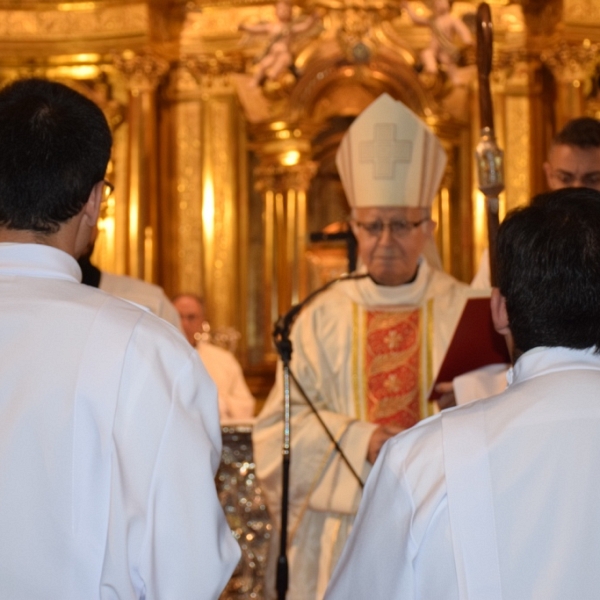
(2, 0, 599, 395)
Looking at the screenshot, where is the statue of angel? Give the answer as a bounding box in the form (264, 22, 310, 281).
(239, 0, 319, 87)
(402, 0, 473, 85)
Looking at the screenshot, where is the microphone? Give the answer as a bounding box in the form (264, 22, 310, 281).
(273, 271, 368, 600)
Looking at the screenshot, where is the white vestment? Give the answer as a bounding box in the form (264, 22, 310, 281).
(0, 243, 240, 600)
(197, 341, 256, 421)
(100, 271, 181, 329)
(471, 247, 491, 290)
(325, 346, 600, 600)
(253, 260, 473, 599)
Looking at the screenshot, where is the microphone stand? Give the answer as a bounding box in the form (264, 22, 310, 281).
(272, 273, 368, 600)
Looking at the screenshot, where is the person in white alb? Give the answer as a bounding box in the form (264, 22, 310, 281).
(79, 239, 182, 329)
(458, 116, 600, 407)
(325, 187, 600, 600)
(253, 93, 477, 599)
(173, 293, 256, 421)
(0, 78, 240, 599)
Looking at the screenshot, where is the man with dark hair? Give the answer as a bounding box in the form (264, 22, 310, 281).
(325, 188, 600, 599)
(0, 78, 239, 598)
(472, 115, 600, 290)
(543, 117, 600, 191)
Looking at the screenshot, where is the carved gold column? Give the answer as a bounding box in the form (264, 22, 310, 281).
(542, 39, 599, 129)
(251, 123, 315, 360)
(430, 116, 473, 282)
(162, 60, 248, 341)
(113, 51, 169, 282)
(492, 53, 548, 215)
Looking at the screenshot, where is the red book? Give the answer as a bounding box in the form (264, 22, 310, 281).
(429, 297, 511, 400)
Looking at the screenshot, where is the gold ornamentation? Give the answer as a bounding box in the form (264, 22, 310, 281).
(184, 52, 247, 87)
(175, 100, 203, 294)
(0, 4, 148, 39)
(541, 39, 599, 83)
(563, 0, 600, 24)
(113, 50, 169, 92)
(504, 95, 530, 213)
(254, 161, 317, 193)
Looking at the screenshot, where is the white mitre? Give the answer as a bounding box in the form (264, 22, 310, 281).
(336, 93, 447, 208)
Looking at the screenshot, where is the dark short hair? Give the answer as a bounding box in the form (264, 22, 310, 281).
(552, 117, 600, 149)
(496, 188, 600, 354)
(0, 78, 112, 233)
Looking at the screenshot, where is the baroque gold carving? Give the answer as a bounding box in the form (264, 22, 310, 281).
(504, 96, 530, 213)
(184, 52, 247, 87)
(0, 4, 149, 39)
(113, 50, 169, 91)
(563, 0, 600, 24)
(254, 161, 317, 194)
(541, 39, 599, 83)
(175, 100, 203, 294)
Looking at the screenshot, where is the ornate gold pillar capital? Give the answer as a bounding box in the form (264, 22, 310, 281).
(541, 39, 598, 126)
(113, 50, 170, 94)
(541, 39, 599, 83)
(254, 161, 317, 195)
(184, 53, 246, 85)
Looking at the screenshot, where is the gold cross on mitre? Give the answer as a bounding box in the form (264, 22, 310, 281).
(336, 93, 447, 208)
(360, 124, 413, 179)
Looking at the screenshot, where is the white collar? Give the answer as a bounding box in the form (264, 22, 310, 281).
(0, 242, 82, 283)
(507, 346, 600, 387)
(342, 257, 431, 306)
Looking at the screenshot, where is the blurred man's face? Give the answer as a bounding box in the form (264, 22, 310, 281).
(173, 295, 205, 346)
(350, 206, 434, 286)
(544, 144, 600, 192)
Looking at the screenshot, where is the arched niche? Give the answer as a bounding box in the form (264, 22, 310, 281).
(289, 50, 474, 281)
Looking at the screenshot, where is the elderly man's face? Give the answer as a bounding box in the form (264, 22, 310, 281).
(173, 295, 205, 347)
(351, 206, 434, 286)
(544, 144, 600, 192)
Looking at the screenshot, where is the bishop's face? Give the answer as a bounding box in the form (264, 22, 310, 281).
(351, 206, 434, 286)
(544, 144, 600, 192)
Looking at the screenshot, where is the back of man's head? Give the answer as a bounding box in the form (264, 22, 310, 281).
(553, 117, 600, 149)
(497, 188, 600, 355)
(0, 78, 112, 234)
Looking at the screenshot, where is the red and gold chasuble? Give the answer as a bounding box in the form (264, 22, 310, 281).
(352, 303, 435, 429)
(364, 308, 421, 428)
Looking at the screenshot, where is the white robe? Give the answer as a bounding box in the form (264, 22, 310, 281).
(325, 346, 600, 600)
(253, 260, 473, 599)
(197, 341, 256, 421)
(100, 271, 181, 329)
(0, 243, 240, 600)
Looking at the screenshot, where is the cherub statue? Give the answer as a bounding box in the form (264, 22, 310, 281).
(239, 0, 319, 87)
(402, 0, 473, 85)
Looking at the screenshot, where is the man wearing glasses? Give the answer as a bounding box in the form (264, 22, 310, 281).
(254, 93, 474, 600)
(0, 78, 240, 598)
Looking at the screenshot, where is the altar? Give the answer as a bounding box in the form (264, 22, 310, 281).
(217, 424, 273, 599)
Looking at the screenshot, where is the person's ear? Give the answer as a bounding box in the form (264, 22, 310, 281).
(73, 181, 103, 259)
(82, 181, 103, 227)
(490, 287, 510, 336)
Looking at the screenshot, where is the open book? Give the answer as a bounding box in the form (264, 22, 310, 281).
(429, 297, 511, 400)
